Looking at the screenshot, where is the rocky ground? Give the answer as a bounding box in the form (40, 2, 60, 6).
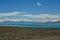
(0, 26, 60, 40)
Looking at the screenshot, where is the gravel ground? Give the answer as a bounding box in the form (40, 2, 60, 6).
(0, 26, 60, 40)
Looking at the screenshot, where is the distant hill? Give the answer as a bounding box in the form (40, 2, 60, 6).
(48, 21, 60, 24)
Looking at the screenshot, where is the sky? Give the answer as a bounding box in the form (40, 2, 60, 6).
(0, 0, 60, 22)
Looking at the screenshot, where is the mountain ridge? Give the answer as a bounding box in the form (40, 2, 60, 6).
(48, 21, 60, 24)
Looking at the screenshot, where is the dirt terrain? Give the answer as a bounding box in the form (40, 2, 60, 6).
(0, 26, 60, 40)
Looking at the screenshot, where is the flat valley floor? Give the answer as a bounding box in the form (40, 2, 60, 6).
(0, 26, 60, 40)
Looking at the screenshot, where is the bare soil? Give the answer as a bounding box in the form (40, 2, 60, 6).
(0, 26, 60, 40)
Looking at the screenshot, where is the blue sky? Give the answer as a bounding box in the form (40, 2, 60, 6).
(0, 0, 60, 22)
(0, 0, 60, 14)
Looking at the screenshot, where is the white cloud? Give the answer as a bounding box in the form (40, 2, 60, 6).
(37, 2, 41, 6)
(0, 12, 60, 23)
(0, 12, 27, 17)
(0, 12, 17, 17)
(51, 20, 60, 22)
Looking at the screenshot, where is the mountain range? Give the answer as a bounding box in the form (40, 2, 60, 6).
(48, 21, 60, 24)
(0, 21, 40, 24)
(0, 21, 60, 24)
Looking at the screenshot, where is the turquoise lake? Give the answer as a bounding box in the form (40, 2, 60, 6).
(17, 24, 60, 28)
(0, 22, 60, 28)
(0, 24, 60, 28)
